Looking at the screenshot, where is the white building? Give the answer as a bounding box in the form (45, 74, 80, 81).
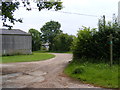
(42, 43, 49, 51)
(118, 1, 120, 26)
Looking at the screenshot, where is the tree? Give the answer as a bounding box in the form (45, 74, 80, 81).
(53, 33, 74, 51)
(29, 28, 42, 51)
(1, 0, 63, 29)
(2, 2, 22, 29)
(40, 20, 62, 51)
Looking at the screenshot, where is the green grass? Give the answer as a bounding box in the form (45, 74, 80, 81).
(34, 50, 72, 54)
(1, 52, 55, 63)
(64, 60, 119, 88)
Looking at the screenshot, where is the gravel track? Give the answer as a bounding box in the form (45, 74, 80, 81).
(1, 53, 99, 88)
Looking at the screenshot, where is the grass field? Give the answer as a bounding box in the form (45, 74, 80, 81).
(1, 52, 55, 63)
(64, 60, 119, 88)
(34, 50, 72, 54)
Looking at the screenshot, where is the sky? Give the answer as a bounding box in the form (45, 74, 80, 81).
(1, 0, 120, 35)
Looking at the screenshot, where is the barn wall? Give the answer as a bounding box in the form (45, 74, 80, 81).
(1, 35, 32, 56)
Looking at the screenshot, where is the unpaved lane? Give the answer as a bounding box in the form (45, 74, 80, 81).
(1, 53, 99, 88)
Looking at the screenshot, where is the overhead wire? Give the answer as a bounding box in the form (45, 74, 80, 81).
(19, 5, 100, 18)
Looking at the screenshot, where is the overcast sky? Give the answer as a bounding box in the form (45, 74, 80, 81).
(1, 0, 120, 35)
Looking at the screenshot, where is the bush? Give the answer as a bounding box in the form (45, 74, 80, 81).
(72, 26, 120, 63)
(52, 33, 74, 52)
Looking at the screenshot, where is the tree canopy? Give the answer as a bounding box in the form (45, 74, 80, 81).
(40, 20, 62, 51)
(1, 0, 63, 29)
(29, 28, 42, 51)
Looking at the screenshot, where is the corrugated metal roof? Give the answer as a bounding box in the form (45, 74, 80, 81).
(0, 29, 30, 35)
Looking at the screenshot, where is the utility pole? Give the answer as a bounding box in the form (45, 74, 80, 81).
(109, 34, 113, 67)
(103, 15, 106, 31)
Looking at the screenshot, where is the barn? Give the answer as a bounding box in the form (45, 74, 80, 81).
(0, 29, 32, 56)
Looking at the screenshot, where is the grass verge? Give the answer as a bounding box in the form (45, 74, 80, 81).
(64, 60, 119, 88)
(1, 52, 55, 63)
(34, 50, 72, 54)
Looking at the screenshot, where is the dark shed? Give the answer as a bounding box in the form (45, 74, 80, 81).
(0, 29, 32, 56)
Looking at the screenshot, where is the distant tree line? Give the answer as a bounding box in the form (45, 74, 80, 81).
(29, 20, 74, 52)
(72, 15, 120, 63)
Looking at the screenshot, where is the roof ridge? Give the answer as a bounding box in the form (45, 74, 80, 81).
(0, 29, 30, 35)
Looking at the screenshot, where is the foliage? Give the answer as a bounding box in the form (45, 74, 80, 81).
(40, 20, 62, 51)
(72, 15, 120, 63)
(1, 0, 63, 29)
(29, 28, 42, 51)
(52, 33, 74, 51)
(98, 15, 106, 31)
(2, 52, 55, 63)
(2, 2, 22, 29)
(64, 60, 119, 88)
(72, 26, 97, 59)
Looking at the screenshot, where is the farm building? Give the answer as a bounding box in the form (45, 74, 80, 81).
(0, 29, 32, 56)
(41, 43, 49, 51)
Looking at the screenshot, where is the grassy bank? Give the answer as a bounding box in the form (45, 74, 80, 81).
(2, 52, 55, 63)
(64, 60, 119, 88)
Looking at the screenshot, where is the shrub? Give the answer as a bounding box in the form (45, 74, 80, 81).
(72, 26, 120, 63)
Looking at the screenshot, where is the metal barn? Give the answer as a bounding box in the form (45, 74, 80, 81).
(0, 29, 32, 56)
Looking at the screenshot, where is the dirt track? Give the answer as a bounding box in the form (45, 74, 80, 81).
(1, 53, 99, 88)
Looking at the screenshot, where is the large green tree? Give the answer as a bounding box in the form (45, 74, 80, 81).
(1, 0, 63, 29)
(40, 20, 62, 51)
(29, 28, 42, 51)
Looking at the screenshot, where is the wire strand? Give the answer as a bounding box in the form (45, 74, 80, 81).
(19, 6, 99, 17)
